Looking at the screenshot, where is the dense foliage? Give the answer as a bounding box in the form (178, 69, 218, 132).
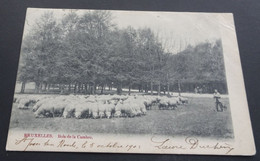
(18, 11, 227, 94)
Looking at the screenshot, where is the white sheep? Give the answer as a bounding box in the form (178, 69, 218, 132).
(143, 96, 153, 110)
(89, 102, 99, 119)
(80, 102, 98, 119)
(32, 97, 54, 112)
(122, 99, 138, 117)
(167, 98, 178, 110)
(104, 100, 116, 118)
(140, 103, 147, 115)
(74, 101, 90, 119)
(13, 96, 17, 103)
(63, 101, 77, 118)
(17, 97, 40, 110)
(178, 96, 188, 104)
(114, 100, 124, 117)
(133, 98, 147, 115)
(97, 101, 107, 118)
(34, 101, 55, 118)
(52, 98, 70, 117)
(158, 97, 169, 110)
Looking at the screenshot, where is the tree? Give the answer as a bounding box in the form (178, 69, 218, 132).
(19, 12, 62, 93)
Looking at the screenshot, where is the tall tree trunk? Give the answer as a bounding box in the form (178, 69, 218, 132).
(83, 83, 87, 94)
(151, 81, 153, 95)
(74, 83, 77, 93)
(158, 82, 161, 96)
(60, 84, 64, 94)
(167, 83, 170, 95)
(93, 82, 96, 94)
(128, 84, 131, 95)
(35, 82, 40, 93)
(117, 82, 122, 95)
(47, 84, 50, 92)
(101, 85, 104, 94)
(68, 83, 71, 92)
(78, 82, 81, 93)
(178, 80, 181, 96)
(81, 83, 84, 91)
(39, 83, 43, 93)
(145, 83, 148, 93)
(44, 82, 47, 91)
(90, 85, 93, 94)
(120, 83, 122, 95)
(20, 81, 26, 93)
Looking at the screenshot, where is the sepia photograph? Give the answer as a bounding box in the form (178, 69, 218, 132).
(5, 8, 255, 155)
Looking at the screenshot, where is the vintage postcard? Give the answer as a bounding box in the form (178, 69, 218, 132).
(6, 8, 255, 155)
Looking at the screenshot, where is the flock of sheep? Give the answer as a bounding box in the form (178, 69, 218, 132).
(13, 94, 188, 119)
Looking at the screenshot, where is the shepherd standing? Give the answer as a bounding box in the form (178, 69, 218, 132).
(213, 89, 223, 112)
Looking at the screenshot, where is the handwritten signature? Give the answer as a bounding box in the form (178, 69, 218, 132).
(151, 136, 234, 154)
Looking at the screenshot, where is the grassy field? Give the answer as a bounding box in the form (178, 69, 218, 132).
(9, 97, 233, 139)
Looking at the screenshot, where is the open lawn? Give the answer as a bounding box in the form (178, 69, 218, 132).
(9, 97, 233, 139)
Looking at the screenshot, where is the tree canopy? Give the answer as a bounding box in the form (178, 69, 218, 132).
(18, 11, 227, 94)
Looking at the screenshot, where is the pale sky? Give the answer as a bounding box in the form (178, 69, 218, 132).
(24, 8, 222, 53)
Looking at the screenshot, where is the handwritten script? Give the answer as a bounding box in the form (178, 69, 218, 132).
(15, 137, 141, 152)
(14, 136, 234, 154)
(151, 136, 234, 154)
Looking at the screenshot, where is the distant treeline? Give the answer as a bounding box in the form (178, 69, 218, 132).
(18, 11, 228, 95)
